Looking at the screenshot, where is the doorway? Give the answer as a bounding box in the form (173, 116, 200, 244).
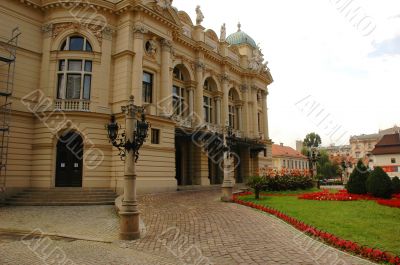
(55, 131, 83, 187)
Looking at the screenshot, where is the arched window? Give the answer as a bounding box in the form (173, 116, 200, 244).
(172, 66, 190, 117)
(56, 35, 94, 109)
(60, 36, 92, 52)
(228, 88, 240, 130)
(203, 77, 217, 123)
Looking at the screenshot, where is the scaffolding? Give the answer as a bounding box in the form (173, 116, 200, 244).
(0, 28, 20, 193)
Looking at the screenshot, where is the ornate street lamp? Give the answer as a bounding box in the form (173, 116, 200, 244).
(308, 146, 321, 188)
(106, 95, 149, 240)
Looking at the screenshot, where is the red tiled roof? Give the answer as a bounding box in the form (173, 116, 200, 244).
(272, 144, 307, 159)
(372, 133, 400, 155)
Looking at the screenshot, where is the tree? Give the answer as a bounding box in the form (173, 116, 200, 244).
(303, 133, 322, 148)
(366, 167, 392, 199)
(391, 176, 400, 194)
(245, 176, 268, 200)
(346, 160, 369, 194)
(316, 150, 340, 179)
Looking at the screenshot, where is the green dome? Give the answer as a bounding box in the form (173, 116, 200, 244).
(226, 24, 257, 48)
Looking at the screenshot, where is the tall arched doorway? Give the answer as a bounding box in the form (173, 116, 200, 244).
(55, 131, 83, 187)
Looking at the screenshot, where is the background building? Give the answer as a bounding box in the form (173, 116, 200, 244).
(272, 143, 308, 170)
(371, 133, 400, 178)
(0, 0, 273, 196)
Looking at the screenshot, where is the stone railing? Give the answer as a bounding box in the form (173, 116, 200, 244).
(54, 99, 90, 112)
(171, 114, 193, 128)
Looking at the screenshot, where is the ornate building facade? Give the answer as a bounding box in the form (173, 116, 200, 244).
(0, 0, 273, 195)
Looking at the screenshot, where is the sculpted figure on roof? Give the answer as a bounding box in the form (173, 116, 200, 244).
(156, 0, 172, 9)
(195, 5, 204, 25)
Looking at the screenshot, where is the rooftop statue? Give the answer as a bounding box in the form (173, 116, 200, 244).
(220, 23, 226, 41)
(156, 0, 171, 9)
(195, 5, 204, 25)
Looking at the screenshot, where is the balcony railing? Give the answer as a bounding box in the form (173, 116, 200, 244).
(54, 99, 90, 112)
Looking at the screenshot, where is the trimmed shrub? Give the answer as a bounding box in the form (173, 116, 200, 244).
(392, 176, 400, 194)
(366, 167, 392, 199)
(266, 174, 313, 191)
(346, 160, 369, 194)
(245, 176, 268, 199)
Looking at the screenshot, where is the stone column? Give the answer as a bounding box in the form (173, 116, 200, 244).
(252, 86, 259, 138)
(195, 62, 205, 125)
(241, 85, 250, 137)
(261, 90, 269, 140)
(237, 105, 243, 131)
(119, 96, 140, 240)
(132, 25, 147, 105)
(187, 87, 194, 119)
(160, 39, 172, 117)
(221, 74, 230, 125)
(215, 96, 222, 125)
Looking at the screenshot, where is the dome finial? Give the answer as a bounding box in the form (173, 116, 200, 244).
(237, 22, 241, 32)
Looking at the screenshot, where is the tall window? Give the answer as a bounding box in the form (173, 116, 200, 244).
(203, 96, 213, 123)
(57, 59, 92, 100)
(228, 105, 236, 128)
(172, 67, 186, 116)
(60, 36, 92, 51)
(257, 112, 261, 133)
(173, 86, 185, 116)
(143, 72, 153, 103)
(151, 129, 160, 144)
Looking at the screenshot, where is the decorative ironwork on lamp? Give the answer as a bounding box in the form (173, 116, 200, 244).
(106, 96, 150, 162)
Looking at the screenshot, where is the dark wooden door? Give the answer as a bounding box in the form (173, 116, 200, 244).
(55, 131, 83, 187)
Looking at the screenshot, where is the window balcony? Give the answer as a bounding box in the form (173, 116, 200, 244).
(54, 99, 90, 112)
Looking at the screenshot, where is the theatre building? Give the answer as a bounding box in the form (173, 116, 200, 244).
(0, 0, 273, 197)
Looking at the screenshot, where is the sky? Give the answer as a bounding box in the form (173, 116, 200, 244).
(173, 0, 400, 148)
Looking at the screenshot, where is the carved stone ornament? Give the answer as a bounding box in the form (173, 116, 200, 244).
(155, 0, 172, 9)
(248, 46, 268, 73)
(133, 24, 148, 34)
(145, 39, 158, 56)
(194, 61, 205, 71)
(220, 73, 230, 83)
(50, 22, 112, 46)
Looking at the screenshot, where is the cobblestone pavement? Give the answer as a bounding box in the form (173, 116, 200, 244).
(0, 205, 119, 241)
(0, 190, 375, 265)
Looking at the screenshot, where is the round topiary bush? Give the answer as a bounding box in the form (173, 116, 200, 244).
(367, 167, 393, 199)
(346, 160, 369, 194)
(392, 176, 400, 194)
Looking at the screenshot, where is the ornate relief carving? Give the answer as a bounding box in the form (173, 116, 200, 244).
(194, 61, 205, 71)
(41, 23, 54, 38)
(240, 84, 248, 92)
(155, 0, 172, 10)
(50, 22, 112, 46)
(249, 46, 269, 73)
(220, 73, 230, 83)
(145, 38, 158, 57)
(132, 24, 148, 34)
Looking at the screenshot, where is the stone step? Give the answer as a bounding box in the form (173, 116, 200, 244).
(6, 188, 118, 206)
(6, 201, 115, 206)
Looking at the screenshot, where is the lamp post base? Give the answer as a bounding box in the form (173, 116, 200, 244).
(221, 185, 233, 202)
(119, 211, 140, 240)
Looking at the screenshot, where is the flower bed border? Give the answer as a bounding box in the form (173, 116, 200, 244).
(233, 192, 400, 265)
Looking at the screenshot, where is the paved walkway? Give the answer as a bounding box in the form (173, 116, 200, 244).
(0, 190, 375, 265)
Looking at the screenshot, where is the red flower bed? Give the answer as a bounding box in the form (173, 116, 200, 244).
(299, 189, 376, 201)
(233, 192, 400, 265)
(377, 199, 400, 208)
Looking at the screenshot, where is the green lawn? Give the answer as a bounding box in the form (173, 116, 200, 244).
(241, 193, 400, 255)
